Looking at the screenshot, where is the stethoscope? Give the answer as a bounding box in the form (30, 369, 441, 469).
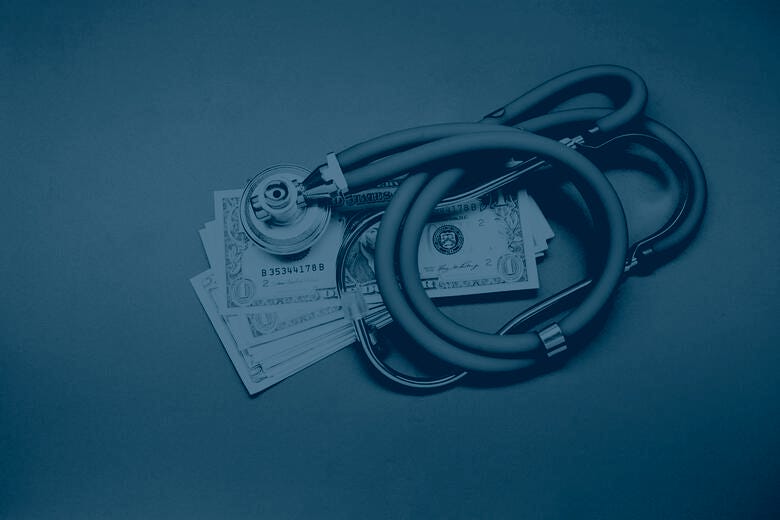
(239, 65, 707, 391)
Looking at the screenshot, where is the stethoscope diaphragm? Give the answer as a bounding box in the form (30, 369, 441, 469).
(239, 164, 331, 255)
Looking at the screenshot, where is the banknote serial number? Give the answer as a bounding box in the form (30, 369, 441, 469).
(261, 264, 327, 277)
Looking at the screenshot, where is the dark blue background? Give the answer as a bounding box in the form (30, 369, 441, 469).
(2, 1, 779, 518)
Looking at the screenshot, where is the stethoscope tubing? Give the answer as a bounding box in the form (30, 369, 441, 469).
(326, 65, 705, 389)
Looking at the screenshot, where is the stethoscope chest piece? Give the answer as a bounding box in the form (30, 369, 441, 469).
(240, 164, 331, 255)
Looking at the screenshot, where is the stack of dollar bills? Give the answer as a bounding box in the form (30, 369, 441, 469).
(191, 188, 554, 394)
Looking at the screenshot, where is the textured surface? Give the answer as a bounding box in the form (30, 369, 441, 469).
(2, 1, 779, 518)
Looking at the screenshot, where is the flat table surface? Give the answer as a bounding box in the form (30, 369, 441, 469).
(2, 1, 779, 518)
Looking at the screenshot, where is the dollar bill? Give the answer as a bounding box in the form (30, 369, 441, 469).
(191, 269, 372, 394)
(214, 190, 346, 315)
(523, 191, 555, 257)
(343, 189, 541, 304)
(208, 188, 547, 347)
(190, 270, 315, 393)
(422, 189, 540, 297)
(196, 186, 554, 393)
(192, 268, 396, 394)
(201, 218, 346, 347)
(242, 305, 391, 376)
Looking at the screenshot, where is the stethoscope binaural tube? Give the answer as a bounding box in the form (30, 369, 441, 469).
(336, 118, 706, 386)
(317, 65, 704, 389)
